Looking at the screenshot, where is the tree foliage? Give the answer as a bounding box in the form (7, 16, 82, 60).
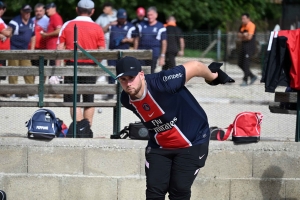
(2, 0, 281, 32)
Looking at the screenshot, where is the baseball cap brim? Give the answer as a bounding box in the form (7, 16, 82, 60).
(115, 71, 139, 79)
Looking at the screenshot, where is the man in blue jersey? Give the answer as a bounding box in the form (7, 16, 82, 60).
(107, 8, 136, 100)
(134, 6, 166, 73)
(116, 56, 218, 200)
(131, 7, 148, 27)
(108, 8, 136, 65)
(8, 4, 35, 99)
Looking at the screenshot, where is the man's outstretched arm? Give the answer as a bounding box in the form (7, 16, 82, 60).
(183, 61, 218, 83)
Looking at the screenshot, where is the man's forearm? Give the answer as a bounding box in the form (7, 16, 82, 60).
(123, 37, 134, 43)
(30, 36, 36, 50)
(56, 43, 65, 67)
(1, 27, 12, 37)
(45, 28, 61, 37)
(184, 61, 216, 83)
(179, 38, 185, 51)
(133, 37, 139, 49)
(102, 24, 110, 33)
(160, 40, 167, 55)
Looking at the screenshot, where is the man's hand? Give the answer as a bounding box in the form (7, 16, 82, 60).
(40, 31, 47, 38)
(110, 21, 118, 26)
(205, 62, 235, 85)
(205, 72, 219, 85)
(177, 50, 184, 56)
(158, 56, 165, 66)
(206, 72, 218, 82)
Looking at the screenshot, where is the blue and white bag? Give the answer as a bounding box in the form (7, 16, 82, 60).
(25, 108, 61, 139)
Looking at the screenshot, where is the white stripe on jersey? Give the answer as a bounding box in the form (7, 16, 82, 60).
(9, 20, 19, 35)
(126, 26, 136, 39)
(156, 27, 166, 40)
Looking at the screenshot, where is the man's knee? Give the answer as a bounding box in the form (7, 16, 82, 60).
(168, 182, 191, 200)
(146, 178, 168, 200)
(168, 188, 191, 200)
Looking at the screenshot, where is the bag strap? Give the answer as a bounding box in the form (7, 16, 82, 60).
(119, 126, 129, 139)
(255, 112, 263, 125)
(217, 124, 233, 141)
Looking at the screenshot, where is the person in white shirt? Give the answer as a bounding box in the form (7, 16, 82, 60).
(94, 2, 117, 100)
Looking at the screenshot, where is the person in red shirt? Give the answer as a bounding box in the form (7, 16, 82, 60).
(41, 2, 63, 65)
(57, 0, 105, 127)
(0, 1, 11, 82)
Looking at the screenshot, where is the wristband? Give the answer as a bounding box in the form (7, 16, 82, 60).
(160, 54, 165, 57)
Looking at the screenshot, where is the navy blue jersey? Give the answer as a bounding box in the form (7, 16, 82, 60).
(137, 21, 166, 58)
(121, 65, 210, 149)
(109, 22, 136, 49)
(9, 15, 35, 50)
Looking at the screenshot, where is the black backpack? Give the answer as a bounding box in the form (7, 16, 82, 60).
(66, 119, 93, 138)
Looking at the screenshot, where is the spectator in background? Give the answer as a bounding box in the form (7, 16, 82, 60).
(131, 7, 148, 26)
(237, 13, 257, 86)
(107, 8, 136, 100)
(57, 0, 105, 126)
(95, 2, 117, 46)
(32, 3, 49, 51)
(163, 16, 185, 70)
(94, 2, 117, 100)
(134, 6, 167, 73)
(42, 2, 63, 66)
(0, 1, 12, 82)
(31, 3, 49, 66)
(8, 4, 35, 99)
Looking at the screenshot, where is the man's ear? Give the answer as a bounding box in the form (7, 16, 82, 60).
(139, 71, 145, 79)
(90, 9, 95, 17)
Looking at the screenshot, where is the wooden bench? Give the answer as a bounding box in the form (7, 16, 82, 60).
(269, 91, 300, 141)
(0, 49, 152, 137)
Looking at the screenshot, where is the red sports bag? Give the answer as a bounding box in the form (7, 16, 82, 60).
(217, 112, 263, 143)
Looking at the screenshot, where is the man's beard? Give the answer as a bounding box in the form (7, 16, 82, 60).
(125, 79, 142, 98)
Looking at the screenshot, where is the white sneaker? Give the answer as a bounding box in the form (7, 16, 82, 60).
(28, 95, 38, 100)
(10, 94, 20, 99)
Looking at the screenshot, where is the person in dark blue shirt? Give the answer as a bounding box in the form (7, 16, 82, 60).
(9, 5, 35, 50)
(8, 4, 36, 99)
(107, 8, 136, 100)
(131, 7, 148, 27)
(116, 56, 218, 200)
(134, 6, 166, 74)
(108, 8, 136, 66)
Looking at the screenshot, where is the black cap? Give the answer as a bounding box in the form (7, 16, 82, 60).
(115, 56, 142, 79)
(21, 4, 32, 12)
(45, 2, 56, 10)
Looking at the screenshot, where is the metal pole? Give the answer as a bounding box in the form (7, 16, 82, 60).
(73, 24, 78, 138)
(38, 56, 44, 108)
(217, 29, 221, 61)
(111, 51, 122, 139)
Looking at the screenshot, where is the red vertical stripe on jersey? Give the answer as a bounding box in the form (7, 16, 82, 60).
(130, 91, 164, 122)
